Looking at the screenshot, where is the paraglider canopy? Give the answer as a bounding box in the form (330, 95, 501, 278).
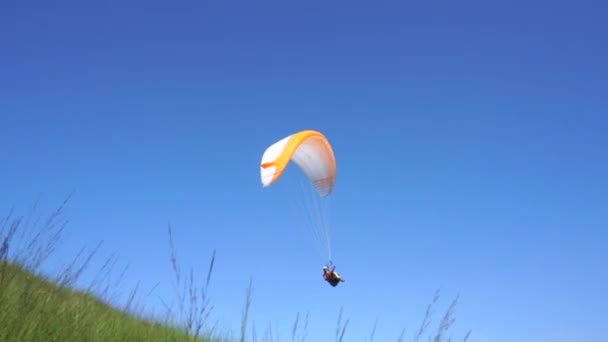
(260, 130, 336, 197)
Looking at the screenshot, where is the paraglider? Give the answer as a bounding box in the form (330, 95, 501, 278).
(260, 129, 344, 287)
(323, 264, 344, 287)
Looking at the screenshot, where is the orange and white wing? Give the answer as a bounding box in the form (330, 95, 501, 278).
(260, 130, 337, 197)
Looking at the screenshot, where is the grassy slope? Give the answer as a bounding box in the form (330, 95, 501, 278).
(0, 262, 210, 342)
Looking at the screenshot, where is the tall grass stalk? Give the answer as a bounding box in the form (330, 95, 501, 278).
(240, 277, 253, 342)
(167, 224, 216, 339)
(335, 307, 349, 342)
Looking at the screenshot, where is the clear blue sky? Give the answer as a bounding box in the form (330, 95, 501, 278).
(2, 1, 607, 341)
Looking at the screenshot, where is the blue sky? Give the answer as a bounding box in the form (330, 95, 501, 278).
(2, 1, 607, 341)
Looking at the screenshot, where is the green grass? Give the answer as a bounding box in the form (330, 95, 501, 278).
(0, 197, 471, 342)
(0, 262, 204, 342)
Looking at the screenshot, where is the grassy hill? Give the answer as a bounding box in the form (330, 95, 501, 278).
(0, 261, 215, 342)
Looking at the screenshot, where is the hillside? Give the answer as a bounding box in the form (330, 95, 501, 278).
(0, 261, 215, 342)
